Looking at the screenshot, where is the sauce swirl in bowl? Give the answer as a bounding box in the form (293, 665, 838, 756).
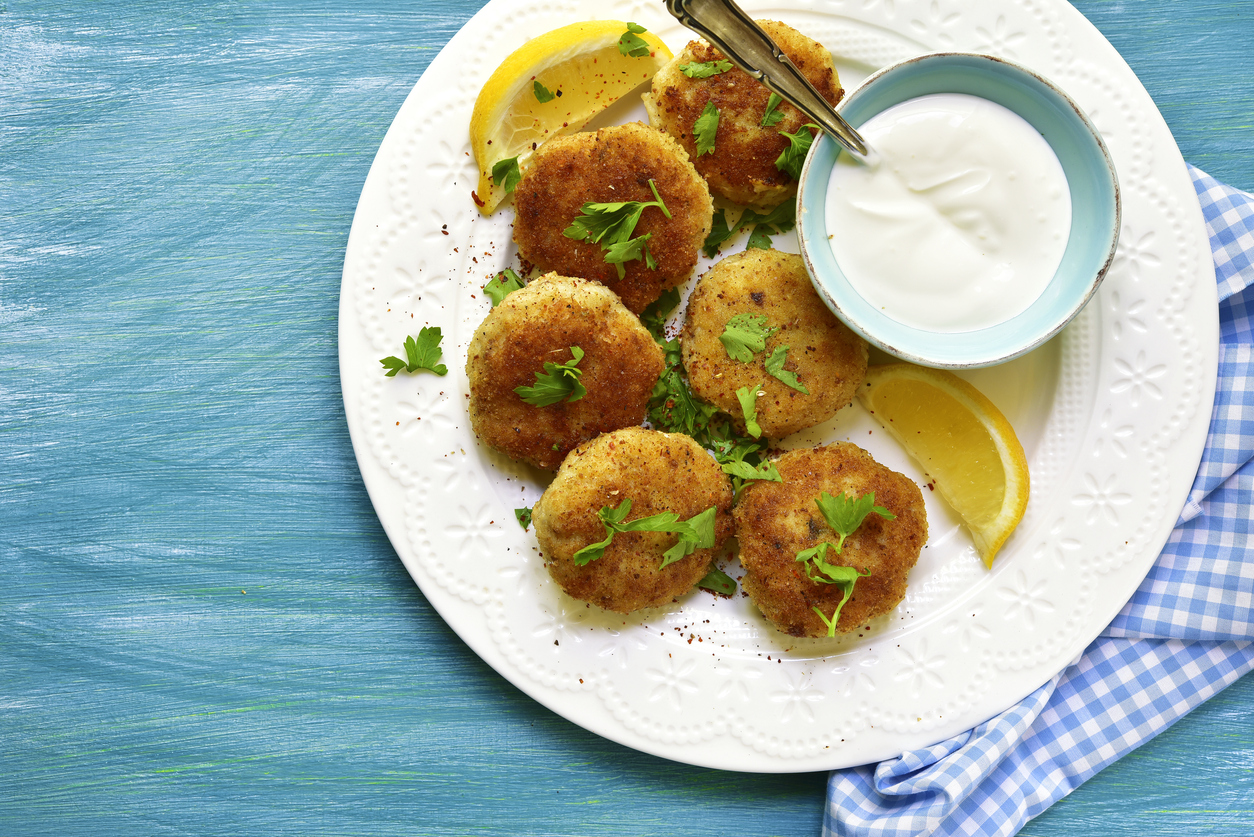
(797, 53, 1119, 368)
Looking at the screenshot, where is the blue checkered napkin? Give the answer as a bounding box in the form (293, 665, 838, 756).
(823, 166, 1254, 837)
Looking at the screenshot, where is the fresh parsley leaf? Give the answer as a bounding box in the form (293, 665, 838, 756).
(602, 232, 655, 277)
(764, 345, 808, 393)
(484, 268, 524, 306)
(697, 566, 737, 596)
(491, 156, 522, 196)
(659, 506, 717, 568)
(736, 384, 763, 438)
(640, 287, 681, 344)
(795, 541, 872, 637)
(745, 224, 775, 250)
(679, 59, 733, 79)
(533, 80, 556, 102)
(740, 200, 797, 233)
(739, 198, 797, 250)
(719, 313, 777, 362)
(618, 22, 652, 57)
(563, 179, 671, 278)
(572, 498, 718, 568)
(515, 507, 532, 531)
(701, 207, 735, 258)
(815, 490, 896, 553)
(379, 326, 449, 377)
(761, 92, 785, 127)
(694, 100, 719, 157)
(514, 345, 587, 406)
(649, 360, 720, 439)
(709, 433, 781, 494)
(775, 123, 820, 180)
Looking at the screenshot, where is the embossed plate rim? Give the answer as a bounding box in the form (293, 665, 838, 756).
(338, 0, 1217, 771)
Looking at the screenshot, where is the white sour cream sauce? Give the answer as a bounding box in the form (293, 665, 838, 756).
(825, 93, 1071, 333)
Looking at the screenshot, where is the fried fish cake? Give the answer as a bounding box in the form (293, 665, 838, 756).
(643, 20, 842, 207)
(513, 122, 713, 315)
(680, 249, 868, 439)
(532, 426, 735, 614)
(734, 443, 927, 638)
(466, 273, 664, 471)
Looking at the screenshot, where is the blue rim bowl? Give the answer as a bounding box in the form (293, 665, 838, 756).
(796, 52, 1120, 368)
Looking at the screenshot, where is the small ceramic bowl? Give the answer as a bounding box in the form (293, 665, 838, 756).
(796, 52, 1120, 368)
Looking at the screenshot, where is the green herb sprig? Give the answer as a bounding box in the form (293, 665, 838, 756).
(680, 59, 733, 79)
(533, 80, 556, 102)
(514, 346, 587, 406)
(379, 327, 449, 377)
(775, 123, 820, 180)
(618, 22, 652, 57)
(764, 345, 808, 393)
(491, 156, 522, 197)
(760, 92, 785, 127)
(735, 384, 763, 438)
(563, 179, 672, 279)
(700, 200, 796, 258)
(484, 268, 524, 306)
(694, 101, 720, 156)
(719, 313, 777, 362)
(572, 498, 717, 568)
(797, 491, 896, 636)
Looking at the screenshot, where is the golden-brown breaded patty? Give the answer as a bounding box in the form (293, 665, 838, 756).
(734, 443, 927, 637)
(643, 20, 842, 207)
(466, 273, 664, 471)
(513, 122, 713, 315)
(680, 249, 868, 439)
(532, 426, 734, 613)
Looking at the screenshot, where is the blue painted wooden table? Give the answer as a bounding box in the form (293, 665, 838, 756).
(3, 1, 1251, 834)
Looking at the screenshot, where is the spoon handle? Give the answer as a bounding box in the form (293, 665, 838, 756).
(664, 0, 868, 156)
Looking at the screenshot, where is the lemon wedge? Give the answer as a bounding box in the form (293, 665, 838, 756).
(856, 363, 1030, 568)
(470, 20, 673, 215)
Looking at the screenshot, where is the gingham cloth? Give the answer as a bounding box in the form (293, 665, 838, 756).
(823, 166, 1254, 837)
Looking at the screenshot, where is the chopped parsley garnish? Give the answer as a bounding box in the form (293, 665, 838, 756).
(775, 123, 820, 180)
(709, 431, 781, 493)
(701, 207, 735, 258)
(680, 59, 733, 78)
(795, 491, 895, 636)
(563, 179, 671, 279)
(533, 80, 556, 102)
(379, 327, 449, 377)
(736, 384, 763, 438)
(572, 498, 718, 567)
(694, 100, 719, 157)
(764, 345, 808, 393)
(514, 346, 587, 406)
(640, 286, 681, 344)
(515, 507, 532, 531)
(618, 22, 652, 58)
(760, 92, 785, 127)
(719, 312, 777, 362)
(491, 156, 522, 196)
(484, 268, 524, 306)
(698, 566, 737, 596)
(740, 199, 797, 249)
(700, 200, 797, 257)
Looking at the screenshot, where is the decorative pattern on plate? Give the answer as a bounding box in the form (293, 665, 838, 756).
(337, 0, 1217, 771)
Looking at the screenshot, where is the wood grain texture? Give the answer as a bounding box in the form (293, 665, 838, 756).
(1, 1, 1250, 835)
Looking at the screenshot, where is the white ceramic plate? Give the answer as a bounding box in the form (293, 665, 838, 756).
(338, 0, 1217, 771)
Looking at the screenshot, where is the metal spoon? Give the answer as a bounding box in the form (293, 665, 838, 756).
(664, 0, 869, 157)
